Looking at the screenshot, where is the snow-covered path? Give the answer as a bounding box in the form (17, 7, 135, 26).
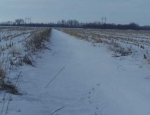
(9, 29, 150, 115)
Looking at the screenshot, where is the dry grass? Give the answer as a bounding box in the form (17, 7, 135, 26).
(0, 67, 6, 87)
(60, 28, 150, 46)
(24, 28, 51, 53)
(59, 28, 150, 58)
(0, 27, 52, 94)
(0, 64, 21, 95)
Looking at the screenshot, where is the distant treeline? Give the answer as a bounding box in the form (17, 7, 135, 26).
(0, 20, 150, 30)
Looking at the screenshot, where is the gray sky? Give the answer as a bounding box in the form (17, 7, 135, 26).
(0, 0, 149, 25)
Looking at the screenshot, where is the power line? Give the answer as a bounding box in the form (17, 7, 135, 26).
(101, 17, 107, 24)
(24, 17, 31, 26)
(104, 17, 107, 24)
(101, 17, 104, 24)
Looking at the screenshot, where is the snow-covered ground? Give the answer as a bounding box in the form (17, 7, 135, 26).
(1, 29, 150, 115)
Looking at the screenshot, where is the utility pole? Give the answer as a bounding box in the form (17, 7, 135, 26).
(25, 17, 28, 26)
(30, 17, 31, 24)
(25, 18, 27, 26)
(24, 17, 31, 26)
(101, 17, 104, 24)
(24, 18, 26, 26)
(28, 17, 29, 24)
(104, 17, 107, 24)
(102, 17, 107, 24)
(25, 17, 28, 24)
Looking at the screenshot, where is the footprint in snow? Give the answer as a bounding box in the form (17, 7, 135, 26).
(96, 83, 100, 86)
(88, 83, 101, 104)
(94, 112, 99, 115)
(89, 100, 92, 104)
(96, 107, 99, 110)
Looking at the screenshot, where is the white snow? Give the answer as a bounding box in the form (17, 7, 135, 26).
(1, 29, 150, 115)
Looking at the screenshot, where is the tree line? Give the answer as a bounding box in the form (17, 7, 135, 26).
(0, 19, 150, 30)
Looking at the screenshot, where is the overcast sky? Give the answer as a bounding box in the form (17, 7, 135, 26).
(0, 0, 149, 25)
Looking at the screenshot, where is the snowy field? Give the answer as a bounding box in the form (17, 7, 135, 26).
(0, 28, 150, 115)
(60, 28, 150, 62)
(0, 27, 51, 115)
